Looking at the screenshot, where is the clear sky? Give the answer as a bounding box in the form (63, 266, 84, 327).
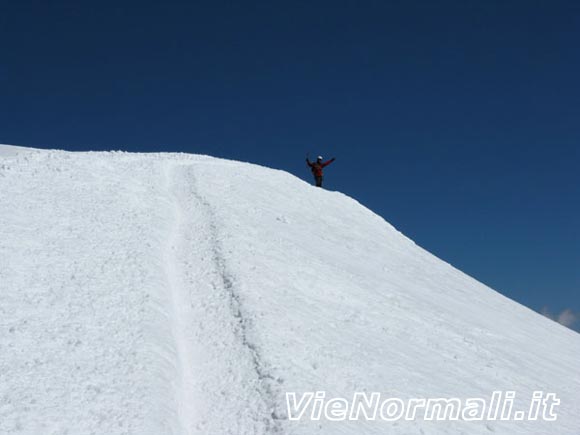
(1, 0, 578, 329)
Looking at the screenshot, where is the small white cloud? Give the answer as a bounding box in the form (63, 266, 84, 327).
(541, 307, 578, 330)
(556, 309, 577, 328)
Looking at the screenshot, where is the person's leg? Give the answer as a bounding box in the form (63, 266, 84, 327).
(315, 176, 323, 187)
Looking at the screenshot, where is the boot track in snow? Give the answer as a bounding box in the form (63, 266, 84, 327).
(163, 160, 282, 434)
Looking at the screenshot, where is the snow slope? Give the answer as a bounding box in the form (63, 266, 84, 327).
(0, 145, 578, 435)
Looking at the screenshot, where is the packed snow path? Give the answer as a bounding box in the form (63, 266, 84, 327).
(162, 161, 280, 434)
(1, 145, 579, 435)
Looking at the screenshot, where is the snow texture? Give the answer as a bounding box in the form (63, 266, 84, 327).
(0, 144, 578, 434)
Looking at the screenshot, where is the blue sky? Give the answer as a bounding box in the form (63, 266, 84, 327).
(1, 0, 578, 329)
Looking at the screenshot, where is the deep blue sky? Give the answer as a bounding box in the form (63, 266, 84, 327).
(1, 0, 578, 328)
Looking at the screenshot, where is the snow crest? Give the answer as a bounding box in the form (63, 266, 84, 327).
(1, 146, 579, 435)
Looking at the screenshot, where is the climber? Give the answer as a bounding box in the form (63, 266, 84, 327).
(306, 155, 335, 188)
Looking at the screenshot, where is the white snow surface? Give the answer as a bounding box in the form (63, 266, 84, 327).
(0, 144, 578, 435)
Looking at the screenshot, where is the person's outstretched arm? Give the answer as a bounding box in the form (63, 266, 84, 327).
(306, 157, 313, 167)
(322, 157, 335, 167)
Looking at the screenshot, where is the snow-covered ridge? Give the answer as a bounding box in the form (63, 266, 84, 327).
(1, 145, 578, 435)
(0, 144, 41, 156)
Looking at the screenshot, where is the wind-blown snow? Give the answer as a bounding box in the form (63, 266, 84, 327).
(0, 145, 578, 435)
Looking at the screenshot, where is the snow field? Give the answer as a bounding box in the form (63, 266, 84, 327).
(1, 145, 578, 435)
